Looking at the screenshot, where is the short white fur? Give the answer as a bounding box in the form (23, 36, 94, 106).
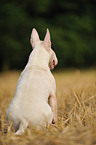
(7, 28, 58, 135)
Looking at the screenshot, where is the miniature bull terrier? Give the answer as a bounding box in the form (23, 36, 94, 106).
(7, 28, 58, 135)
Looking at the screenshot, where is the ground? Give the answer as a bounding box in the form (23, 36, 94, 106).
(0, 69, 96, 145)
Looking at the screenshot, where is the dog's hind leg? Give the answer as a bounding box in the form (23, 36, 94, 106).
(15, 119, 28, 135)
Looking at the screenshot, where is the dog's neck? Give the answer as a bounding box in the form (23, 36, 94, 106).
(25, 44, 50, 71)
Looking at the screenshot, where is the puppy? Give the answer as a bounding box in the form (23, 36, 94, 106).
(7, 28, 58, 135)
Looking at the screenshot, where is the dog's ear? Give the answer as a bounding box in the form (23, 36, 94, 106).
(44, 28, 51, 51)
(30, 28, 40, 49)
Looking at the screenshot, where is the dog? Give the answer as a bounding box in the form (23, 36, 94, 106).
(7, 28, 58, 135)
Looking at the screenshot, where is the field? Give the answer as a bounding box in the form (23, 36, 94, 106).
(0, 69, 96, 145)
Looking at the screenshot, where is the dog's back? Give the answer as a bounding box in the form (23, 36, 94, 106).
(7, 68, 54, 129)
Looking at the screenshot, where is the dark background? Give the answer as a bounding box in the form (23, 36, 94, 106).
(0, 0, 96, 71)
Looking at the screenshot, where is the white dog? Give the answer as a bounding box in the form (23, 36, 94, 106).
(7, 28, 58, 135)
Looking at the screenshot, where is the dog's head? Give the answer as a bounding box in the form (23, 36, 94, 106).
(30, 28, 58, 70)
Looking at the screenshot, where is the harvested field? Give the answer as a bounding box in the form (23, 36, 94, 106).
(0, 70, 96, 145)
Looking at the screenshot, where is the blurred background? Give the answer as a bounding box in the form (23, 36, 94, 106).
(0, 0, 96, 71)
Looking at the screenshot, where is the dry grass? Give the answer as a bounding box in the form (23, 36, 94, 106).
(0, 69, 96, 145)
